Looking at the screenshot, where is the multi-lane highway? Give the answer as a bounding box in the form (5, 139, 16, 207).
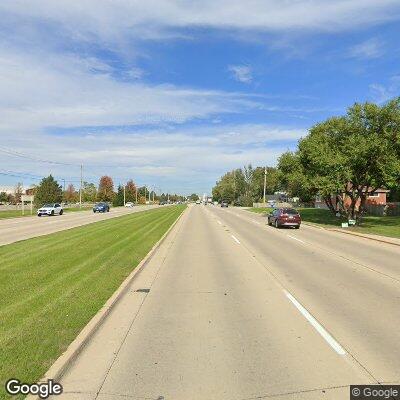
(0, 205, 160, 246)
(53, 204, 400, 399)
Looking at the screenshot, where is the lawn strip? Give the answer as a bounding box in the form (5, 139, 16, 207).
(246, 207, 400, 239)
(0, 205, 185, 399)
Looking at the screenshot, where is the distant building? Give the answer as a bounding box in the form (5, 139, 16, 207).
(0, 186, 16, 194)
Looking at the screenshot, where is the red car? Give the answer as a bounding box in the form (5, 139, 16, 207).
(267, 208, 301, 229)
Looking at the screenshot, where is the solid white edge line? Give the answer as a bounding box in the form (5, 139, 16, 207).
(231, 234, 241, 244)
(287, 235, 305, 243)
(284, 290, 346, 355)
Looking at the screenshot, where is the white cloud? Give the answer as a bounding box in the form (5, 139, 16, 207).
(228, 65, 253, 83)
(1, 0, 399, 42)
(127, 67, 146, 80)
(348, 38, 384, 59)
(0, 47, 263, 132)
(0, 124, 304, 193)
(369, 76, 400, 103)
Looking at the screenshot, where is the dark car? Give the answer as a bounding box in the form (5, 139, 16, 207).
(93, 202, 110, 213)
(221, 201, 228, 208)
(267, 208, 301, 229)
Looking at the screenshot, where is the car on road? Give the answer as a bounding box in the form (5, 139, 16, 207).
(93, 202, 110, 213)
(221, 201, 228, 208)
(37, 203, 63, 217)
(125, 202, 134, 207)
(196, 200, 201, 204)
(267, 208, 301, 229)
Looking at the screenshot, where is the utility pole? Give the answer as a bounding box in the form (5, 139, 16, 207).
(263, 166, 267, 204)
(148, 186, 151, 203)
(233, 169, 236, 204)
(62, 179, 66, 192)
(79, 164, 83, 208)
(123, 184, 126, 206)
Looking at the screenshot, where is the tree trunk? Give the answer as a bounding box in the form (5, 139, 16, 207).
(323, 195, 336, 214)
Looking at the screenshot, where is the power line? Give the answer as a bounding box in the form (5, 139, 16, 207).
(0, 169, 81, 184)
(0, 146, 76, 166)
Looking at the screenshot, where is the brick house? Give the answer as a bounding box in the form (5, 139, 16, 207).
(315, 187, 389, 210)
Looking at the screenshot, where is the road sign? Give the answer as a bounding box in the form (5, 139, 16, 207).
(21, 195, 34, 215)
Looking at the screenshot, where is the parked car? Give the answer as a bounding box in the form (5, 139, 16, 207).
(267, 208, 301, 229)
(37, 203, 63, 217)
(125, 202, 134, 207)
(196, 200, 201, 204)
(93, 202, 110, 213)
(221, 201, 228, 208)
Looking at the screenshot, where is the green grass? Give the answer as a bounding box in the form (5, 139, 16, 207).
(0, 206, 94, 220)
(247, 207, 400, 239)
(0, 205, 186, 399)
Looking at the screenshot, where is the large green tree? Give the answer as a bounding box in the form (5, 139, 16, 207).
(277, 152, 315, 203)
(113, 185, 124, 206)
(82, 182, 97, 202)
(250, 166, 279, 201)
(298, 99, 400, 221)
(189, 193, 199, 201)
(34, 175, 63, 207)
(0, 192, 8, 203)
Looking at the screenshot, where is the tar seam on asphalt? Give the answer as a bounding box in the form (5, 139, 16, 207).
(206, 206, 381, 384)
(93, 208, 188, 399)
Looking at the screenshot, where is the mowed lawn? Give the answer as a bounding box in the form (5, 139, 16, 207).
(0, 206, 93, 220)
(247, 207, 400, 239)
(0, 205, 185, 399)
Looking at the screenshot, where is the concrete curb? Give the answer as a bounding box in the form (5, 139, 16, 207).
(328, 228, 400, 247)
(28, 206, 187, 396)
(302, 221, 400, 247)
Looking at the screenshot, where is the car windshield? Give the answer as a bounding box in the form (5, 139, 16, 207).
(283, 208, 298, 215)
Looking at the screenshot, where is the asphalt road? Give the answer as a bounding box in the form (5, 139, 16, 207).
(0, 205, 160, 246)
(52, 204, 400, 399)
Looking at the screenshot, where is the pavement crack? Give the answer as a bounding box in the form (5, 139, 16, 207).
(239, 384, 352, 399)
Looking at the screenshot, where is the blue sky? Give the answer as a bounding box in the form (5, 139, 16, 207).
(0, 1, 400, 194)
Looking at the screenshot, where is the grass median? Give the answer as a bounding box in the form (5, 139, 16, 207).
(0, 206, 94, 220)
(0, 205, 186, 399)
(247, 207, 400, 239)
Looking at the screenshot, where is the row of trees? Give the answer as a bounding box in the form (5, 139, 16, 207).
(212, 165, 279, 206)
(6, 175, 184, 207)
(212, 98, 400, 222)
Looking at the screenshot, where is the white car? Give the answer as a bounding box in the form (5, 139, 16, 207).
(37, 203, 63, 217)
(125, 202, 134, 207)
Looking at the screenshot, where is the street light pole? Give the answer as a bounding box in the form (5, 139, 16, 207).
(79, 164, 83, 208)
(263, 166, 267, 204)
